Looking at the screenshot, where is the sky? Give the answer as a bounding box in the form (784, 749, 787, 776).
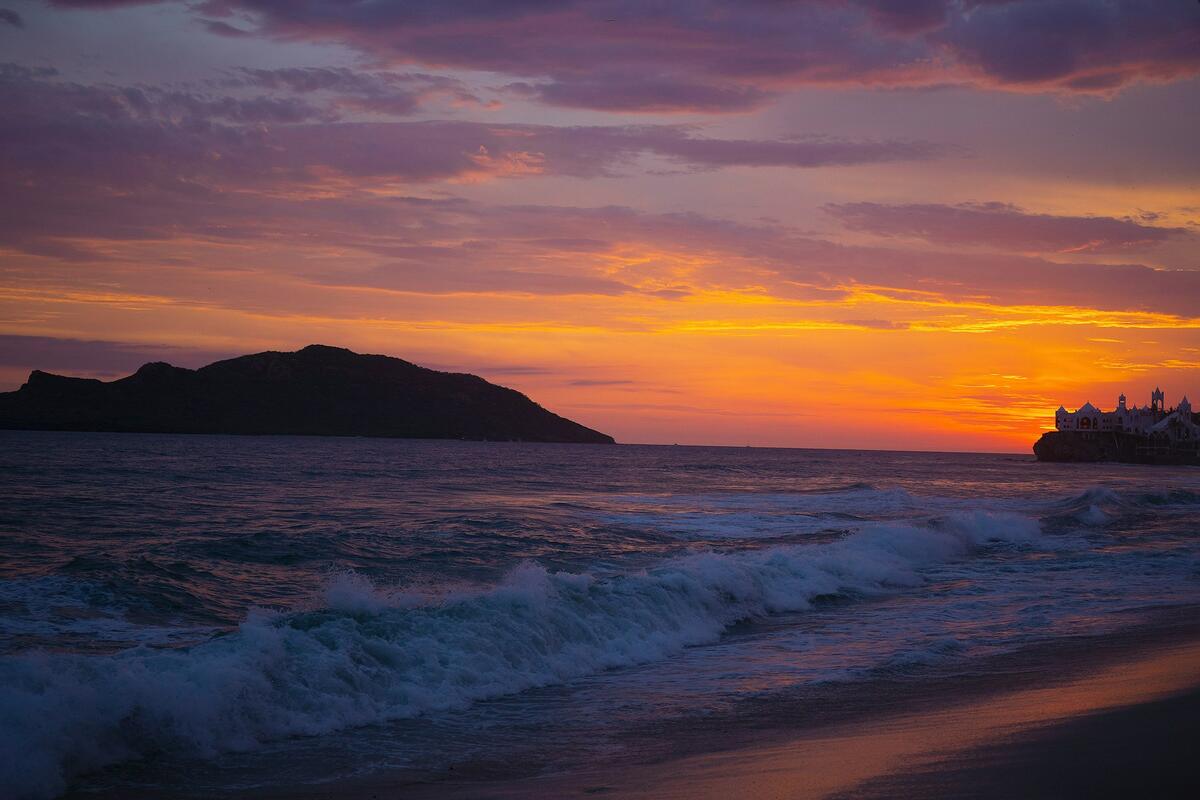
(0, 0, 1198, 451)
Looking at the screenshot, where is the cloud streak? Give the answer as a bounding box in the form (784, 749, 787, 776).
(0, 335, 234, 378)
(231, 67, 486, 116)
(5, 170, 1199, 317)
(825, 201, 1191, 253)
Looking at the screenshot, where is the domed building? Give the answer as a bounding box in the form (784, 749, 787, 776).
(1054, 387, 1197, 440)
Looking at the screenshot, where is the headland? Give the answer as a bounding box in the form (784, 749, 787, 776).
(0, 344, 615, 444)
(1034, 387, 1199, 465)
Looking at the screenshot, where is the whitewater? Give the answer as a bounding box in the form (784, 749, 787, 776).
(1, 432, 1198, 799)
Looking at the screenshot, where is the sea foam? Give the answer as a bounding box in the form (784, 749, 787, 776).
(0, 510, 1038, 799)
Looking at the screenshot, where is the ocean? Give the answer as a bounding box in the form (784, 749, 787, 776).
(1, 431, 1198, 799)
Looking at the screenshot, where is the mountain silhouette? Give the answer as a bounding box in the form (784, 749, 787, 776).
(0, 344, 615, 443)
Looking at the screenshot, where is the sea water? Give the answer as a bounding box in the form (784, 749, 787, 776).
(1, 431, 1198, 798)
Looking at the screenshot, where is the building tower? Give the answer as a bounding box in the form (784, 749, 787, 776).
(1152, 387, 1164, 412)
(1118, 393, 1127, 411)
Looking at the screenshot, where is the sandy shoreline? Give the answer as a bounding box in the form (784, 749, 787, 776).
(385, 605, 1200, 800)
(839, 686, 1200, 799)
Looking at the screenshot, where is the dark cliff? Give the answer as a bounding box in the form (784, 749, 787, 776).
(1033, 430, 1198, 466)
(0, 344, 615, 444)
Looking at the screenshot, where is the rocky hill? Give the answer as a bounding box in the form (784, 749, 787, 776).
(0, 344, 615, 444)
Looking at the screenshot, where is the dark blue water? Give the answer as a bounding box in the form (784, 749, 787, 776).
(1, 431, 1199, 799)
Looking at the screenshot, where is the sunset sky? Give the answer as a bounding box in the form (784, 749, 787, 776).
(1, 0, 1198, 451)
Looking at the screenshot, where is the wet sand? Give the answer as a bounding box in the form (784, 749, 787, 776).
(838, 686, 1200, 799)
(574, 633, 1200, 799)
(390, 606, 1200, 800)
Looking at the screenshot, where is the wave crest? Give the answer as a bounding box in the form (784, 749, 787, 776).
(0, 510, 1038, 799)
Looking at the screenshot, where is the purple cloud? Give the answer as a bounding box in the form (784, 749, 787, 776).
(856, 0, 948, 34)
(233, 67, 485, 115)
(0, 8, 22, 27)
(5, 154, 1199, 316)
(96, 0, 1195, 110)
(0, 335, 236, 379)
(0, 65, 949, 218)
(1, 60, 1194, 317)
(202, 19, 252, 37)
(640, 131, 951, 169)
(825, 201, 1189, 253)
(506, 74, 773, 113)
(937, 0, 1200, 92)
(48, 1, 161, 6)
(754, 235, 1200, 318)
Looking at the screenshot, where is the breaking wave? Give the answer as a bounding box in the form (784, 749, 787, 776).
(1055, 486, 1200, 511)
(1048, 486, 1200, 527)
(0, 510, 1039, 799)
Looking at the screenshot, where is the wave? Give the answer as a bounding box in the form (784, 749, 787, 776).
(1128, 488, 1200, 507)
(602, 486, 918, 540)
(1048, 486, 1200, 527)
(1054, 486, 1124, 509)
(0, 510, 1039, 799)
(1055, 486, 1200, 510)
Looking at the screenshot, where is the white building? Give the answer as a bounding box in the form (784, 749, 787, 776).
(1148, 394, 1198, 444)
(1055, 387, 1197, 439)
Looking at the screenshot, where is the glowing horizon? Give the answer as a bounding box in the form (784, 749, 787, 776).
(1, 1, 1198, 452)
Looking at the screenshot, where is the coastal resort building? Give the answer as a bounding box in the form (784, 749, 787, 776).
(1055, 388, 1198, 445)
